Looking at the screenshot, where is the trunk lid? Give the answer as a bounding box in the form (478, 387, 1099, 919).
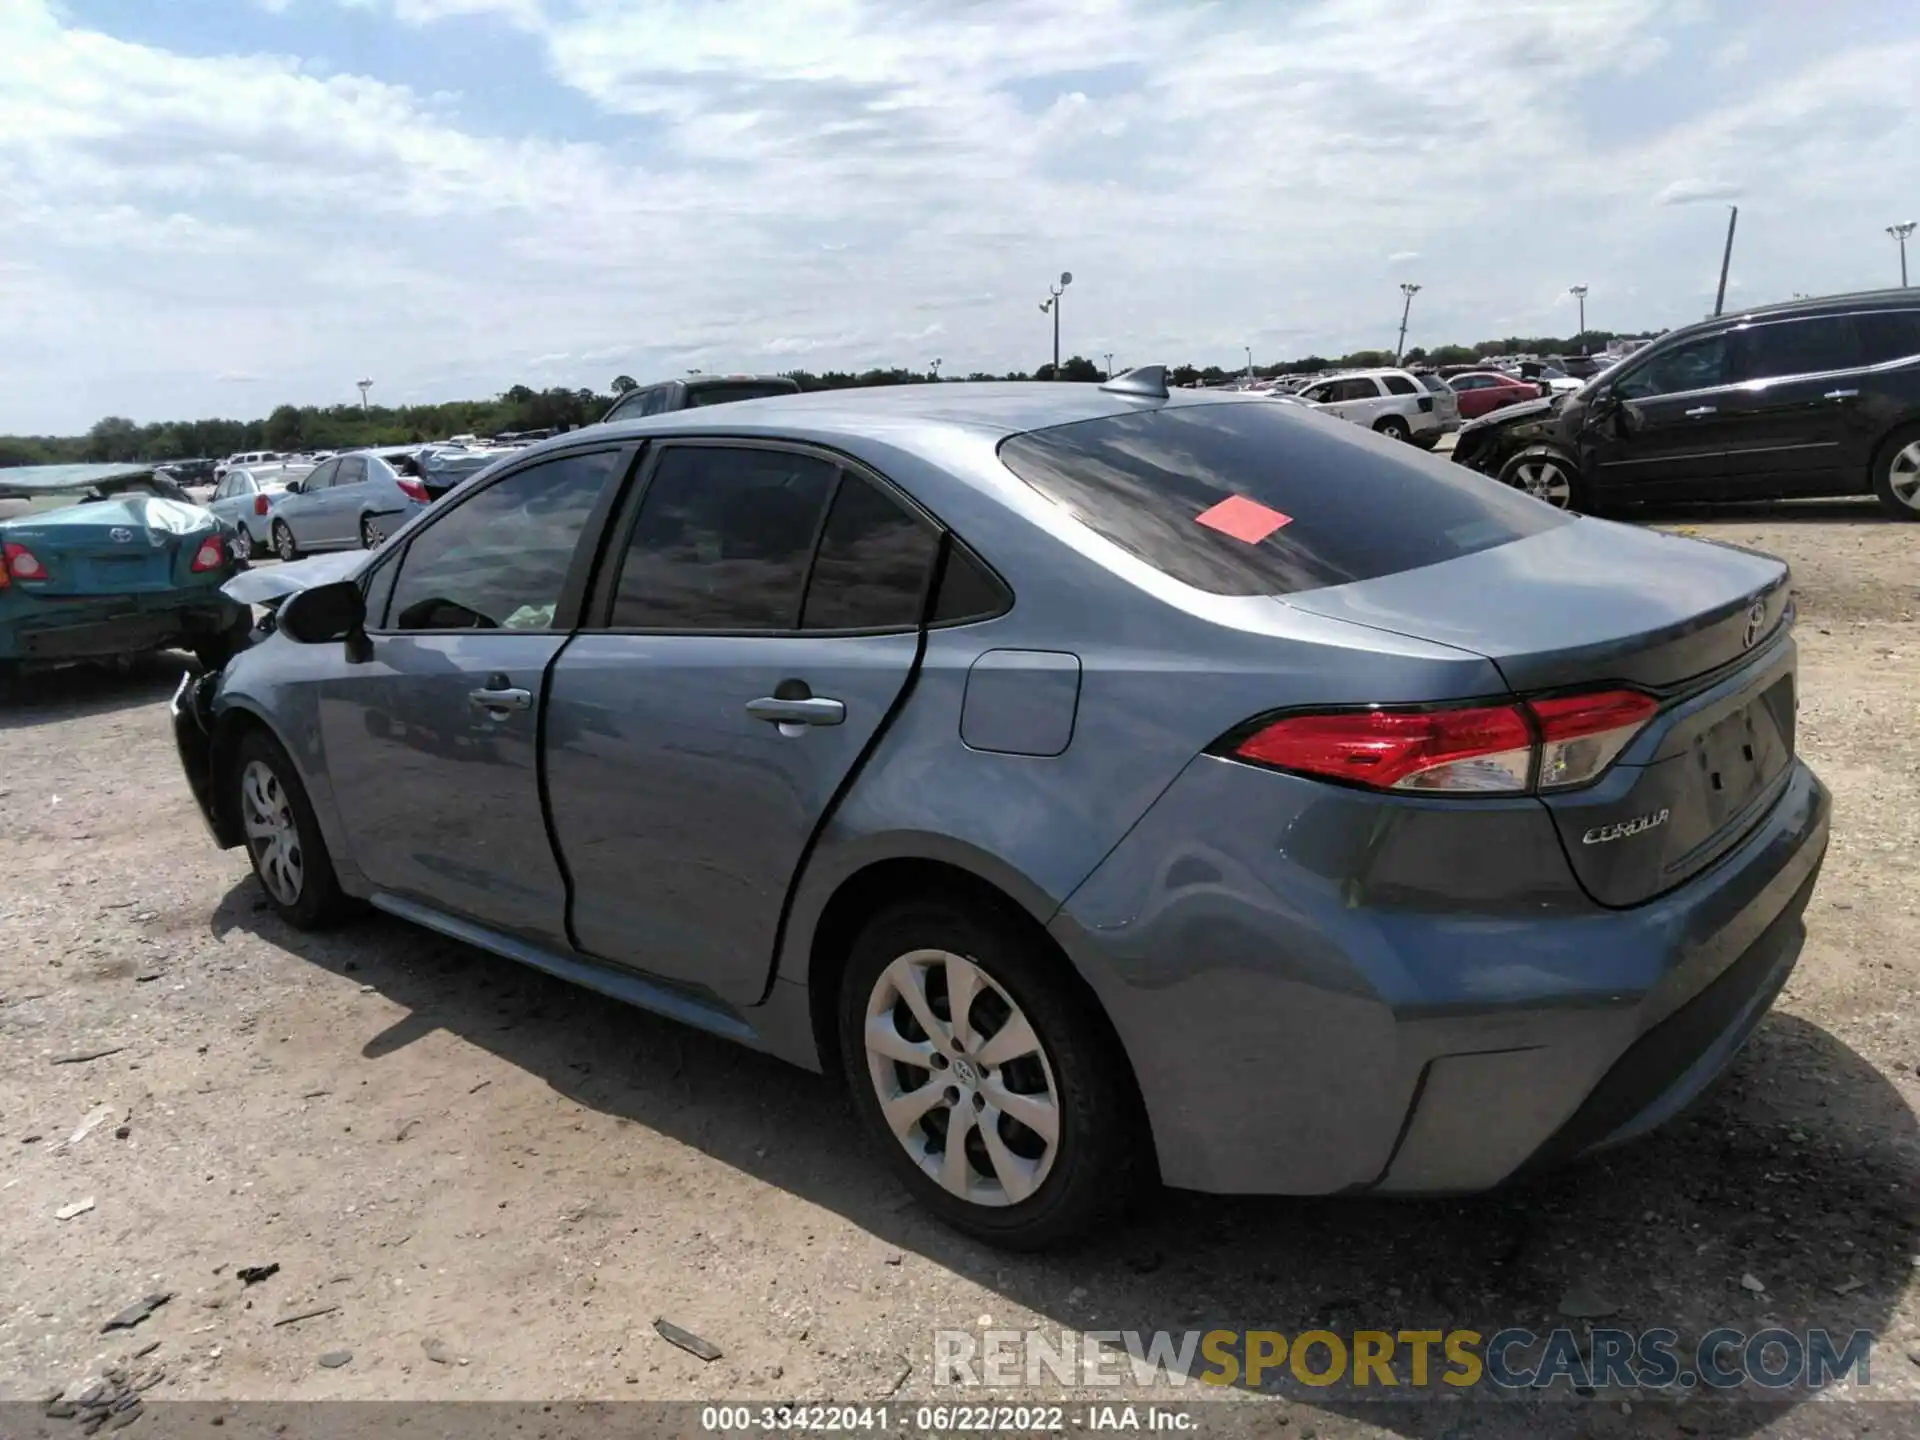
(1284, 520, 1796, 906)
(1, 495, 218, 596)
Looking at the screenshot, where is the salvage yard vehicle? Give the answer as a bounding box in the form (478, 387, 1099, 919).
(0, 463, 252, 679)
(172, 374, 1828, 1248)
(267, 449, 437, 559)
(1294, 367, 1458, 447)
(596, 373, 802, 424)
(1453, 288, 1920, 516)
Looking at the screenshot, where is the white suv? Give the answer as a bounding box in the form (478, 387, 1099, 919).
(1295, 368, 1459, 449)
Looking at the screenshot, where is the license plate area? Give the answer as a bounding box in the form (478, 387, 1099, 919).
(1688, 675, 1794, 834)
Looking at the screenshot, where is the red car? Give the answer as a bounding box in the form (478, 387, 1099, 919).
(1447, 370, 1543, 419)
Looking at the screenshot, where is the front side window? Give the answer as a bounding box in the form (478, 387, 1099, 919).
(384, 450, 621, 631)
(606, 391, 647, 423)
(1737, 316, 1860, 381)
(335, 457, 367, 487)
(1613, 334, 1730, 399)
(800, 472, 940, 630)
(609, 445, 836, 629)
(999, 402, 1566, 597)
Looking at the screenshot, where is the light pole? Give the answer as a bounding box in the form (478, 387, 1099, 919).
(1102, 351, 1114, 379)
(356, 378, 372, 412)
(1889, 222, 1916, 287)
(1244, 345, 1254, 380)
(1714, 205, 1737, 317)
(1394, 283, 1421, 364)
(1569, 285, 1588, 348)
(929, 358, 942, 380)
(1039, 271, 1072, 376)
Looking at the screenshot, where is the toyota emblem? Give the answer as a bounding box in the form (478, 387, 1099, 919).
(109, 527, 133, 543)
(1742, 599, 1766, 649)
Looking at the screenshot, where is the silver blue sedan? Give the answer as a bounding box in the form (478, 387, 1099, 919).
(266, 450, 433, 560)
(170, 374, 1828, 1248)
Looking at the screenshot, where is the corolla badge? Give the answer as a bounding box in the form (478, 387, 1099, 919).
(109, 527, 133, 543)
(1743, 599, 1766, 649)
(1582, 809, 1670, 845)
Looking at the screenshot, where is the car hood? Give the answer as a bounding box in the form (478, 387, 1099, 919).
(221, 549, 367, 604)
(0, 493, 215, 537)
(1457, 394, 1559, 433)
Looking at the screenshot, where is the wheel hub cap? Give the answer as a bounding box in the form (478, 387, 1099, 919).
(240, 759, 303, 906)
(864, 949, 1061, 1207)
(1891, 441, 1920, 509)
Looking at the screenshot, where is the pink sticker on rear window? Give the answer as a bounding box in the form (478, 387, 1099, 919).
(1194, 495, 1292, 544)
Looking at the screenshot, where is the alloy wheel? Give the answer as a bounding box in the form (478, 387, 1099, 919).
(232, 528, 252, 561)
(273, 524, 295, 562)
(240, 759, 303, 906)
(1510, 457, 1573, 507)
(863, 949, 1061, 1207)
(1888, 441, 1920, 512)
(361, 516, 385, 549)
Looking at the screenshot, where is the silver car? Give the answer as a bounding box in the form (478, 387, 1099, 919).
(267, 451, 432, 560)
(206, 465, 303, 560)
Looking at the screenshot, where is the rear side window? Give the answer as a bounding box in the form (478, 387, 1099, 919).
(800, 472, 939, 631)
(931, 540, 1013, 624)
(610, 445, 836, 629)
(1737, 315, 1860, 380)
(997, 403, 1567, 597)
(1382, 374, 1418, 396)
(1856, 310, 1920, 365)
(687, 381, 802, 408)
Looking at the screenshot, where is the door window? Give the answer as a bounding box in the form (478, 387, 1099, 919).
(1737, 316, 1860, 381)
(304, 459, 340, 491)
(383, 450, 621, 632)
(1612, 335, 1730, 399)
(609, 445, 836, 630)
(335, 457, 368, 487)
(1382, 374, 1418, 396)
(605, 391, 648, 423)
(1856, 310, 1920, 365)
(800, 472, 940, 631)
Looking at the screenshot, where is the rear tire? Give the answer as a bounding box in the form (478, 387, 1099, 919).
(1374, 415, 1411, 443)
(272, 521, 299, 562)
(1871, 424, 1920, 521)
(232, 730, 350, 929)
(360, 515, 386, 549)
(231, 527, 253, 562)
(1499, 448, 1584, 511)
(838, 895, 1147, 1250)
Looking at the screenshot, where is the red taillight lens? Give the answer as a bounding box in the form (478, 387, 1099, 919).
(190, 535, 226, 573)
(1230, 688, 1658, 796)
(3, 541, 46, 581)
(1528, 689, 1658, 791)
(398, 478, 430, 504)
(254, 494, 270, 516)
(1234, 704, 1535, 793)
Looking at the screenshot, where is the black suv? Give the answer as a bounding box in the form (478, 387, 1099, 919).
(597, 373, 801, 424)
(1452, 289, 1920, 519)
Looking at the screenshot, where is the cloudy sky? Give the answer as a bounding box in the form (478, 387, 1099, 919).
(2, 0, 1916, 433)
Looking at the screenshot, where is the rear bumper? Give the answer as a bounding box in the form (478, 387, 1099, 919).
(1051, 755, 1830, 1195)
(1, 595, 244, 661)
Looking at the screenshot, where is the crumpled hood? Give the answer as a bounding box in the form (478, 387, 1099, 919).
(0, 493, 214, 537)
(221, 550, 366, 605)
(1457, 394, 1559, 434)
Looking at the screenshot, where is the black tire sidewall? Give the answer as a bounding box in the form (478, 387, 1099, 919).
(1500, 449, 1584, 511)
(1871, 423, 1920, 521)
(233, 730, 345, 928)
(1376, 417, 1410, 441)
(836, 897, 1143, 1249)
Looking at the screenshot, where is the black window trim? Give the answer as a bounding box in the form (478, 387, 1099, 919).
(363, 440, 641, 638)
(583, 436, 1006, 639)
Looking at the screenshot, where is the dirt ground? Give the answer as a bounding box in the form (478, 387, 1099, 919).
(2, 501, 1917, 1438)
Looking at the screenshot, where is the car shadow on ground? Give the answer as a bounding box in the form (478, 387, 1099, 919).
(210, 886, 1918, 1436)
(0, 651, 199, 731)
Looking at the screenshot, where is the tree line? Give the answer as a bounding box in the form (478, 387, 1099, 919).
(0, 331, 1641, 468)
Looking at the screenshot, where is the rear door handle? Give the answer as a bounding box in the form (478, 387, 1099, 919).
(1684, 406, 1717, 417)
(469, 686, 532, 712)
(746, 696, 845, 727)
(1823, 389, 1859, 400)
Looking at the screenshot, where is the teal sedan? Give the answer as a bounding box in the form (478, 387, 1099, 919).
(0, 464, 253, 679)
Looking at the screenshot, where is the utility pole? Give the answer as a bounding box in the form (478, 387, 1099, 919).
(929, 357, 942, 380)
(1039, 271, 1072, 376)
(1569, 285, 1588, 348)
(1713, 206, 1737, 317)
(356, 378, 372, 412)
(1244, 345, 1254, 380)
(1889, 222, 1916, 287)
(1103, 351, 1114, 379)
(1394, 283, 1421, 364)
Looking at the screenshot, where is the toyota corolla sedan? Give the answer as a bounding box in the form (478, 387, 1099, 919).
(170, 375, 1828, 1249)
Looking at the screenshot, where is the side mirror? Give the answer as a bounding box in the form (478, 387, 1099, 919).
(285, 479, 304, 494)
(278, 580, 366, 646)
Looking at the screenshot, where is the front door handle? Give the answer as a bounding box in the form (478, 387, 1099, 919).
(1684, 405, 1717, 417)
(1823, 388, 1859, 400)
(746, 696, 845, 727)
(469, 686, 532, 713)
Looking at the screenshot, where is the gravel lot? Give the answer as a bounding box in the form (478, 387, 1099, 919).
(2, 502, 1917, 1436)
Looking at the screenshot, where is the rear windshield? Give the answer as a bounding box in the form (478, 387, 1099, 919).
(1416, 373, 1451, 392)
(686, 381, 801, 408)
(997, 401, 1568, 596)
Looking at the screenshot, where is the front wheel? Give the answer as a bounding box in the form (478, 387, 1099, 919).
(360, 515, 387, 549)
(232, 730, 351, 928)
(231, 527, 253, 562)
(1871, 425, 1920, 520)
(1374, 415, 1411, 443)
(271, 521, 299, 562)
(1499, 449, 1583, 510)
(839, 897, 1146, 1250)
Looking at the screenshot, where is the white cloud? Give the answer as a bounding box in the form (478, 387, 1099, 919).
(2, 0, 1919, 431)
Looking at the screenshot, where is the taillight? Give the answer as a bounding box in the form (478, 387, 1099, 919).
(1234, 704, 1534, 793)
(3, 541, 47, 582)
(398, 478, 430, 504)
(1229, 688, 1658, 796)
(1530, 689, 1658, 790)
(190, 535, 226, 572)
(254, 494, 270, 516)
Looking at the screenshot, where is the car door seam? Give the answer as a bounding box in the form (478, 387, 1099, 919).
(536, 629, 585, 954)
